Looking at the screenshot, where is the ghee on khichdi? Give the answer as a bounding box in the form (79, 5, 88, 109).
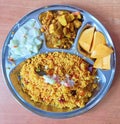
(20, 52, 98, 109)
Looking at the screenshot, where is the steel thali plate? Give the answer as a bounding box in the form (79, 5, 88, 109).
(2, 5, 116, 118)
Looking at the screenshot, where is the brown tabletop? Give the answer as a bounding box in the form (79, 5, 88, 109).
(0, 0, 120, 124)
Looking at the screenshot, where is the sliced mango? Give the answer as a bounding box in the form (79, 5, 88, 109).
(93, 55, 111, 70)
(79, 27, 95, 53)
(91, 44, 113, 58)
(90, 31, 106, 52)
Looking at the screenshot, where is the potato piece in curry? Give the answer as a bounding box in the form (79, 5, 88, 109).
(39, 10, 83, 49)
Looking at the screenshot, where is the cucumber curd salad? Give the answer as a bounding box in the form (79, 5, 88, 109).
(8, 19, 43, 60)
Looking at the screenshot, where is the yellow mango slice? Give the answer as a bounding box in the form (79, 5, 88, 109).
(79, 27, 95, 53)
(91, 44, 113, 58)
(93, 55, 111, 70)
(90, 31, 106, 52)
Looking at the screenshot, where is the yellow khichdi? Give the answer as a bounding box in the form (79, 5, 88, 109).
(20, 52, 98, 109)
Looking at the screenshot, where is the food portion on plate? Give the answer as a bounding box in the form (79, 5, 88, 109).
(78, 25, 113, 70)
(8, 19, 43, 61)
(20, 52, 98, 109)
(39, 10, 83, 49)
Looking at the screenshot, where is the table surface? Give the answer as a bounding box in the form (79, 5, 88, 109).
(0, 0, 120, 124)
